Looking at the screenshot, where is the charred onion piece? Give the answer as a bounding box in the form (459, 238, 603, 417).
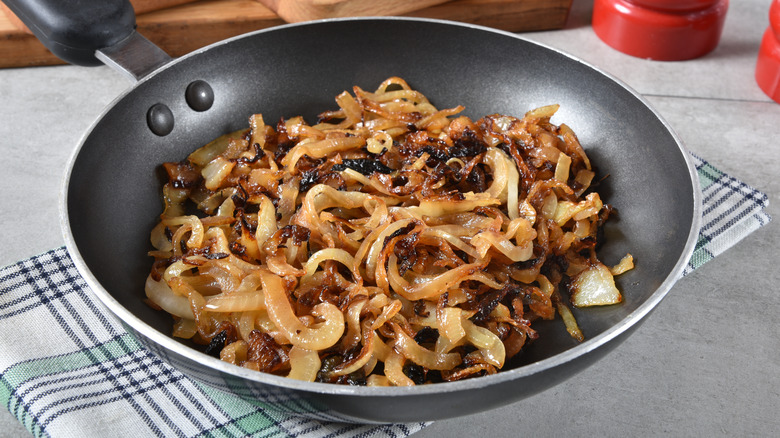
(332, 158, 394, 175)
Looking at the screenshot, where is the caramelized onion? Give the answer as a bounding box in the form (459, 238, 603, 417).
(261, 269, 345, 350)
(146, 77, 633, 386)
(287, 346, 321, 381)
(392, 324, 461, 371)
(145, 275, 194, 319)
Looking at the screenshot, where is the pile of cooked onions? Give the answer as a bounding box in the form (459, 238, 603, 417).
(145, 77, 633, 386)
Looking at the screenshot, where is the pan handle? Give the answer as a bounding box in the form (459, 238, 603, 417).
(2, 0, 172, 81)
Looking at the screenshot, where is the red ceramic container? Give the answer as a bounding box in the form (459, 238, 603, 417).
(755, 0, 780, 103)
(593, 0, 729, 61)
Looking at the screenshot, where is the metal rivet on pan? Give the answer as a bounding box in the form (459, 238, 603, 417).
(147, 103, 174, 136)
(185, 80, 214, 112)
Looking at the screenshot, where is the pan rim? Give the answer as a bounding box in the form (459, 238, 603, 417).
(59, 16, 703, 398)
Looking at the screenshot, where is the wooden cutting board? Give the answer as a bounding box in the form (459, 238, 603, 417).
(0, 0, 573, 69)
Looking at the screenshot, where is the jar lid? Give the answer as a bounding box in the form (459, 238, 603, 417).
(592, 0, 729, 61)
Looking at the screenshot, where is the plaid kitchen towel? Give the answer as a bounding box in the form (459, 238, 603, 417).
(683, 154, 771, 275)
(0, 155, 770, 438)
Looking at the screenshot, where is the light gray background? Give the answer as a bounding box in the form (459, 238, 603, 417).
(1, 0, 778, 436)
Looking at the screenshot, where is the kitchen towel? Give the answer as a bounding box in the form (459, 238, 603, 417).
(683, 154, 771, 275)
(0, 154, 770, 438)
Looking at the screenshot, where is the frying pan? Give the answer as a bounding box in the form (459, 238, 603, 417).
(4, 0, 701, 423)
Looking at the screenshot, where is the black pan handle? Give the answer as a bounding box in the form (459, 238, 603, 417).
(2, 0, 135, 66)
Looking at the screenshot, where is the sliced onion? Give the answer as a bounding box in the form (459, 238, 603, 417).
(463, 320, 505, 368)
(220, 340, 248, 365)
(555, 151, 571, 182)
(301, 248, 356, 283)
(560, 123, 591, 170)
(525, 104, 559, 119)
(163, 215, 205, 251)
(438, 307, 465, 343)
(393, 325, 461, 370)
(371, 331, 392, 362)
(150, 222, 172, 252)
(255, 195, 277, 249)
(573, 168, 595, 197)
(236, 310, 259, 341)
(342, 299, 367, 349)
(570, 262, 623, 307)
(188, 129, 242, 167)
(411, 192, 500, 217)
(333, 330, 374, 376)
(610, 254, 635, 276)
(201, 156, 235, 191)
(421, 228, 480, 259)
(144, 275, 195, 320)
(471, 230, 534, 262)
(364, 218, 415, 281)
(384, 351, 414, 386)
(340, 168, 396, 196)
(484, 148, 520, 219)
(402, 261, 485, 301)
(572, 193, 603, 221)
(557, 302, 584, 342)
(260, 269, 345, 350)
(248, 113, 267, 150)
(370, 299, 402, 330)
(171, 317, 197, 339)
(205, 290, 265, 312)
(277, 175, 300, 225)
(287, 346, 321, 381)
(282, 136, 365, 170)
(367, 375, 391, 386)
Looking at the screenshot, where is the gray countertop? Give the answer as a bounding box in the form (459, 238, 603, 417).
(1, 0, 778, 436)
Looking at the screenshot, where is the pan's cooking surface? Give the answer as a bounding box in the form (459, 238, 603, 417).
(62, 18, 698, 422)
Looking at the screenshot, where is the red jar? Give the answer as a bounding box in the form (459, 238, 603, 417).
(755, 0, 780, 103)
(592, 0, 729, 61)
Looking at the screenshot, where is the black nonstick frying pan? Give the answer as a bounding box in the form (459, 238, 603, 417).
(4, 0, 701, 423)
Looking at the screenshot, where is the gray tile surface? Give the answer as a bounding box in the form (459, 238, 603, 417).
(1, 0, 778, 436)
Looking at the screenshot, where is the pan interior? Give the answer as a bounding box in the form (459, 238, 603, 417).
(65, 19, 695, 390)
